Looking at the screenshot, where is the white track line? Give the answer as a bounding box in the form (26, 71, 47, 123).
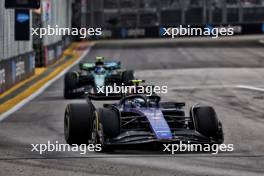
(236, 85, 264, 92)
(171, 85, 264, 92)
(171, 85, 235, 91)
(0, 47, 91, 122)
(259, 40, 264, 44)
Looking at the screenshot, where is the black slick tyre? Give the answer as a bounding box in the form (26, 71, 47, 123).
(64, 103, 94, 145)
(64, 72, 78, 99)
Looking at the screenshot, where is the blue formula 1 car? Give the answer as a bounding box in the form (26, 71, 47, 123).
(64, 80, 224, 151)
(64, 56, 134, 99)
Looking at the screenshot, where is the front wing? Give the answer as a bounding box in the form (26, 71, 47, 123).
(104, 129, 223, 149)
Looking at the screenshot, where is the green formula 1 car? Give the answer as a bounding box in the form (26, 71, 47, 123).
(64, 56, 134, 99)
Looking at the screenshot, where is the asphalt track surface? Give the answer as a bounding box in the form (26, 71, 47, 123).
(0, 39, 264, 176)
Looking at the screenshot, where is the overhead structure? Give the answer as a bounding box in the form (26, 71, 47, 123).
(5, 0, 40, 9)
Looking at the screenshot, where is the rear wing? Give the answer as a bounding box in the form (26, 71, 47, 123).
(104, 61, 121, 70)
(79, 63, 95, 71)
(79, 61, 121, 71)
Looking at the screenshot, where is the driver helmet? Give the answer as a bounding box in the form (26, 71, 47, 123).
(131, 98, 145, 108)
(94, 66, 105, 74)
(95, 56, 104, 66)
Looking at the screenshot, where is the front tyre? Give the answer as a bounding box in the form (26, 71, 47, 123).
(191, 106, 223, 143)
(122, 70, 134, 85)
(64, 72, 78, 99)
(91, 108, 120, 152)
(64, 103, 94, 145)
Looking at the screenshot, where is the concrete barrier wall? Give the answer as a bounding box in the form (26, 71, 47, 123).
(0, 52, 35, 94)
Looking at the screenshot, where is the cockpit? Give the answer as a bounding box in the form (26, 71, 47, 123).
(121, 95, 161, 109)
(124, 97, 147, 108)
(94, 66, 106, 75)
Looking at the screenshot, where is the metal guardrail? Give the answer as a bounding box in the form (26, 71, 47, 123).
(83, 0, 264, 28)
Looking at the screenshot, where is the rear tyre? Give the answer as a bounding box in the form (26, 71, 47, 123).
(64, 72, 78, 99)
(122, 70, 134, 85)
(191, 106, 223, 142)
(91, 108, 120, 152)
(64, 103, 94, 145)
